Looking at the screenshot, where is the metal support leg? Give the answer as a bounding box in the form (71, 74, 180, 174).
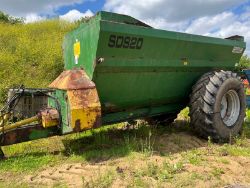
(0, 147, 5, 160)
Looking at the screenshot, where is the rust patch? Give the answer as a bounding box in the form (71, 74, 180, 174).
(40, 108, 59, 128)
(67, 88, 102, 131)
(67, 89, 100, 109)
(49, 69, 95, 90)
(93, 115, 102, 128)
(73, 119, 81, 132)
(0, 125, 57, 146)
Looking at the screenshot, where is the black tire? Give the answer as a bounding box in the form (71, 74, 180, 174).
(146, 113, 177, 125)
(190, 70, 246, 142)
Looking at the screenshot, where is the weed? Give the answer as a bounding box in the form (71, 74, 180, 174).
(162, 161, 184, 177)
(140, 160, 184, 182)
(234, 136, 249, 147)
(219, 158, 230, 164)
(191, 172, 204, 180)
(219, 143, 250, 157)
(178, 107, 190, 121)
(83, 170, 116, 188)
(139, 128, 155, 156)
(211, 167, 224, 179)
(130, 177, 150, 188)
(183, 149, 203, 165)
(208, 136, 213, 147)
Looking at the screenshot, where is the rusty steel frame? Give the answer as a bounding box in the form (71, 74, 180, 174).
(0, 124, 58, 146)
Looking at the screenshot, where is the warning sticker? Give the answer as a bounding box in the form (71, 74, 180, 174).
(74, 41, 80, 57)
(232, 46, 244, 54)
(74, 40, 80, 64)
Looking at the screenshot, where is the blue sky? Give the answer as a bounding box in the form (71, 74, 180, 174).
(0, 0, 250, 54)
(55, 0, 104, 15)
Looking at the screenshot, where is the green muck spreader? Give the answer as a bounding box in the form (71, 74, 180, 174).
(0, 11, 247, 158)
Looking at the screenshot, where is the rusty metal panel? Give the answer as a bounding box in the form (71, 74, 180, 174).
(67, 89, 101, 131)
(49, 69, 96, 90)
(49, 68, 102, 132)
(0, 124, 58, 146)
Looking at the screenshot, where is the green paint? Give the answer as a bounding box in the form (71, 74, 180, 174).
(29, 129, 51, 140)
(59, 11, 246, 131)
(48, 90, 72, 134)
(102, 103, 183, 125)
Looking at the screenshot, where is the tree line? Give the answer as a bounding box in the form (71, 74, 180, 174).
(0, 11, 23, 24)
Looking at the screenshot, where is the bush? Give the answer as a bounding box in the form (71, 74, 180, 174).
(0, 20, 77, 103)
(238, 55, 250, 70)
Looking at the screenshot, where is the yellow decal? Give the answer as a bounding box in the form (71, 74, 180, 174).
(183, 61, 188, 66)
(74, 41, 80, 57)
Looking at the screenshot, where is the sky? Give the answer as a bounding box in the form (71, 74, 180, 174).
(0, 0, 250, 54)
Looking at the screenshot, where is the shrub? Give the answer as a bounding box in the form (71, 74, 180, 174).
(0, 20, 77, 103)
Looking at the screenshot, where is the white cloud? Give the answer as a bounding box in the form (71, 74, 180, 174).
(145, 18, 190, 31)
(59, 9, 94, 22)
(104, 0, 250, 55)
(0, 0, 87, 17)
(104, 0, 246, 22)
(25, 14, 46, 23)
(25, 9, 94, 23)
(184, 11, 250, 55)
(185, 12, 236, 34)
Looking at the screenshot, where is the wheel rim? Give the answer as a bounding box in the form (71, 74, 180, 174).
(220, 90, 240, 127)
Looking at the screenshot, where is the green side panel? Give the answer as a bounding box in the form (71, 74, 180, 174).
(48, 90, 72, 134)
(62, 11, 246, 123)
(63, 16, 101, 78)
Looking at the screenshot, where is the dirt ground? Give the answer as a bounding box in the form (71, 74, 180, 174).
(0, 119, 250, 188)
(23, 154, 250, 188)
(21, 132, 250, 188)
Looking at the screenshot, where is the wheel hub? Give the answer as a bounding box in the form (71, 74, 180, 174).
(220, 90, 240, 127)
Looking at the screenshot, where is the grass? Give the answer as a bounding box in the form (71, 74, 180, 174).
(0, 20, 77, 104)
(0, 123, 157, 172)
(0, 110, 250, 187)
(83, 170, 116, 188)
(0, 154, 62, 172)
(211, 167, 225, 179)
(182, 149, 204, 165)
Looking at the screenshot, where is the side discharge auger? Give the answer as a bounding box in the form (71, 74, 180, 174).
(0, 11, 249, 159)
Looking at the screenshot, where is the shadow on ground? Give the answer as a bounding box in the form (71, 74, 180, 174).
(59, 120, 207, 162)
(2, 120, 250, 163)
